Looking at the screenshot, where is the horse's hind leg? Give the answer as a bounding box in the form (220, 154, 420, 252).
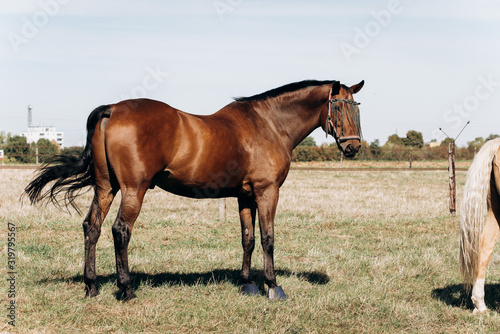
(83, 186, 115, 297)
(112, 186, 148, 301)
(83, 116, 116, 297)
(238, 196, 258, 295)
(472, 166, 500, 313)
(471, 208, 500, 313)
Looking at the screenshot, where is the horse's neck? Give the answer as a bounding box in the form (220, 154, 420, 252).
(258, 88, 327, 150)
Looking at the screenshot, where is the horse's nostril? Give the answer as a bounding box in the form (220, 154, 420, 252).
(342, 143, 359, 158)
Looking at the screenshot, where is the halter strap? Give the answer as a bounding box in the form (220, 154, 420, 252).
(324, 91, 362, 142)
(325, 87, 333, 138)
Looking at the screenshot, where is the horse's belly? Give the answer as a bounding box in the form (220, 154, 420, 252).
(152, 171, 244, 199)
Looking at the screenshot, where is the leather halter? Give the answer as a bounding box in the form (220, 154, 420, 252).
(324, 88, 362, 143)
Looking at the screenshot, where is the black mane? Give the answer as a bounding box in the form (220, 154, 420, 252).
(234, 80, 335, 102)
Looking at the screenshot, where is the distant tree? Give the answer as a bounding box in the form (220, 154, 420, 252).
(0, 131, 12, 146)
(402, 130, 424, 148)
(292, 146, 321, 161)
(36, 138, 59, 163)
(298, 136, 316, 147)
(369, 139, 381, 158)
(486, 134, 500, 141)
(386, 134, 403, 146)
(441, 137, 454, 146)
(61, 146, 84, 157)
(467, 137, 485, 151)
(5, 135, 33, 163)
(0, 131, 6, 145)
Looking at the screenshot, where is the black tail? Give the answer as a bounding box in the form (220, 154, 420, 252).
(24, 105, 112, 213)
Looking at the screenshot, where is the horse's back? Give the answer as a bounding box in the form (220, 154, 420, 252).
(102, 99, 253, 194)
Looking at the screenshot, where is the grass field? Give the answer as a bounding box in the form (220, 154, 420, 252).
(2, 166, 500, 333)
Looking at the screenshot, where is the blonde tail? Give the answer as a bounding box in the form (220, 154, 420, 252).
(459, 138, 500, 290)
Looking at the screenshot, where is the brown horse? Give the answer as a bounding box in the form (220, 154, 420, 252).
(25, 79, 364, 301)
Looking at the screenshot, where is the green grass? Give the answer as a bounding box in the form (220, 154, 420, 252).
(2, 168, 500, 333)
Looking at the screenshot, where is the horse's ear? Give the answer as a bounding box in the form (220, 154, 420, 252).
(331, 81, 341, 95)
(350, 80, 364, 94)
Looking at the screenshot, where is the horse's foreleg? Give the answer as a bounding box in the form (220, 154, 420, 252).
(83, 189, 114, 297)
(472, 208, 500, 313)
(238, 196, 258, 295)
(112, 188, 147, 301)
(256, 185, 286, 300)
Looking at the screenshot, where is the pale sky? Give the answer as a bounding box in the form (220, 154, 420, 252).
(1, 0, 500, 147)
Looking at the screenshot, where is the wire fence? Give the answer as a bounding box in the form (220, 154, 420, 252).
(0, 145, 82, 164)
(291, 145, 476, 162)
(1, 144, 476, 164)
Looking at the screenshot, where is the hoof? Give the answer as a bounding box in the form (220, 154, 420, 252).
(473, 307, 488, 314)
(240, 282, 259, 296)
(122, 289, 137, 302)
(267, 286, 287, 300)
(85, 286, 100, 298)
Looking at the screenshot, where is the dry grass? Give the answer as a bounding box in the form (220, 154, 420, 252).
(2, 166, 500, 333)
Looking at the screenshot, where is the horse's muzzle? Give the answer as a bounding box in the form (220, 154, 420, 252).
(339, 139, 361, 158)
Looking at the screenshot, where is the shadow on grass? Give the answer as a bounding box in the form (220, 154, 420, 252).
(39, 268, 329, 300)
(432, 284, 500, 312)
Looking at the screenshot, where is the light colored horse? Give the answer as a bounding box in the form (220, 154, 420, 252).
(460, 137, 500, 313)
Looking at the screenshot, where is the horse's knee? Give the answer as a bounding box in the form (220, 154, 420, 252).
(83, 220, 101, 243)
(243, 236, 255, 252)
(112, 220, 130, 245)
(261, 234, 274, 254)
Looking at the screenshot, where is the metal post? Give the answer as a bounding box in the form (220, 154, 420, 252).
(448, 141, 456, 216)
(35, 146, 39, 165)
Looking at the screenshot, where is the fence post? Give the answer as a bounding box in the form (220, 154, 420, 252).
(218, 198, 226, 221)
(448, 141, 456, 216)
(35, 146, 39, 165)
(409, 147, 413, 169)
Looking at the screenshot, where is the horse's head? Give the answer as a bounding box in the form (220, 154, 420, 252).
(323, 80, 364, 157)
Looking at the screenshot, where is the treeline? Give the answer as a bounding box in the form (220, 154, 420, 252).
(0, 132, 83, 164)
(292, 132, 500, 162)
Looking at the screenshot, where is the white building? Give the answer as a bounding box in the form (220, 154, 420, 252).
(21, 126, 64, 148)
(20, 105, 64, 148)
